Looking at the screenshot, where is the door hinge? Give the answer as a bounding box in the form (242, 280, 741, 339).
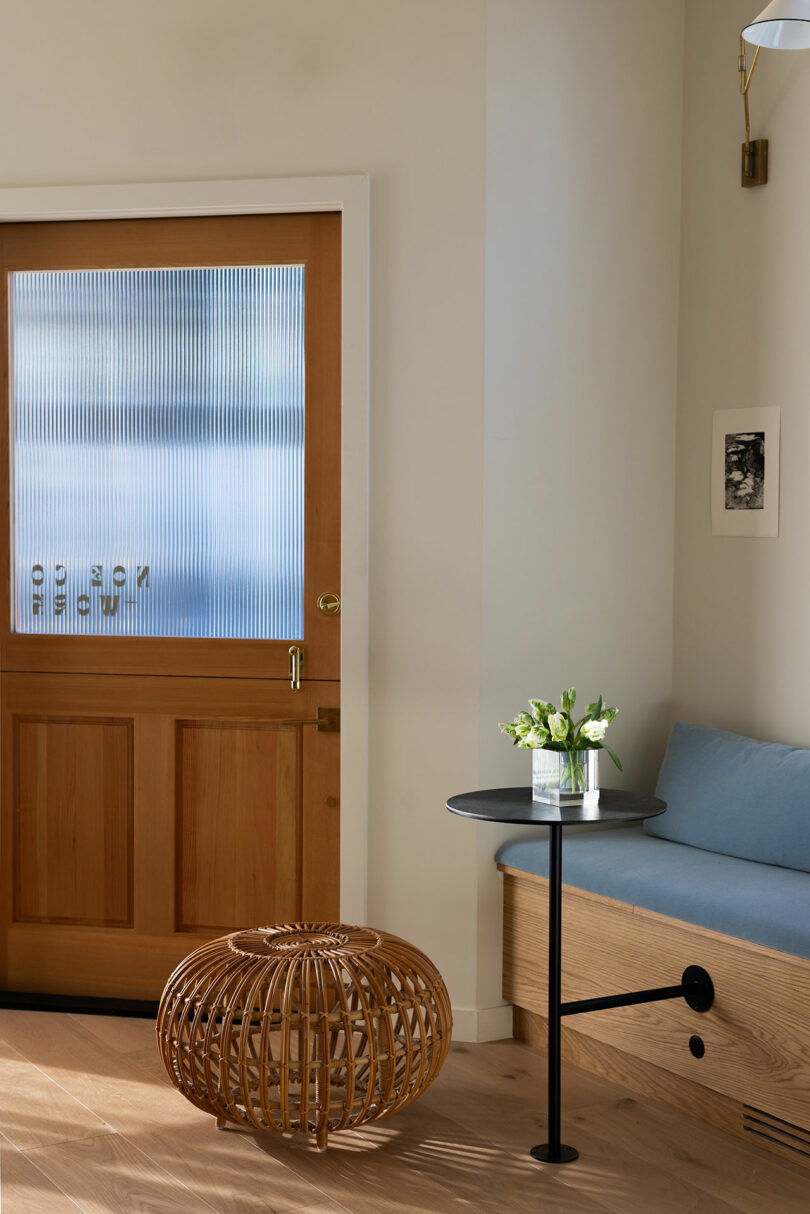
(282, 706, 340, 733)
(314, 706, 340, 733)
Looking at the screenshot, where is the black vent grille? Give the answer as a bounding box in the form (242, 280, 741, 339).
(743, 1105, 810, 1160)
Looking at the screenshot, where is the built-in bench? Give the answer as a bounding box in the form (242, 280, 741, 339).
(496, 722, 810, 1166)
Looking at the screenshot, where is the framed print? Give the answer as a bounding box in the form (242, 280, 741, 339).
(711, 407, 780, 537)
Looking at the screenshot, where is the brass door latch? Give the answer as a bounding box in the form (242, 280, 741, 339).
(288, 645, 303, 692)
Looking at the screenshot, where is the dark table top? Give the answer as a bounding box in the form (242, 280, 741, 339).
(446, 787, 666, 827)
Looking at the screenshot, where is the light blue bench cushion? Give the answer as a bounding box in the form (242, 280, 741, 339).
(495, 827, 810, 960)
(644, 721, 810, 873)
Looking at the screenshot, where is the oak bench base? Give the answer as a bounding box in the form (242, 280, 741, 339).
(500, 864, 810, 1169)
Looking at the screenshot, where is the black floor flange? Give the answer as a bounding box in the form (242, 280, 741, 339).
(531, 1144, 579, 1164)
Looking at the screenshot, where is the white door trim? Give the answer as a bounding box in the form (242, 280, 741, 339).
(0, 175, 370, 924)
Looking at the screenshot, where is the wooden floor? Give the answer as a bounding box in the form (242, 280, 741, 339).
(1, 1012, 809, 1212)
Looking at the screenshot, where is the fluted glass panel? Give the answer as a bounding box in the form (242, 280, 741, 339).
(11, 266, 305, 638)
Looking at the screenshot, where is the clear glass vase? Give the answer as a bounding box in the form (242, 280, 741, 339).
(532, 748, 599, 807)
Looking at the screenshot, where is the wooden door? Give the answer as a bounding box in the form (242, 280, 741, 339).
(0, 214, 341, 999)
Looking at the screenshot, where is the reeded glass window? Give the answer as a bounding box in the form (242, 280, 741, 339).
(10, 266, 305, 638)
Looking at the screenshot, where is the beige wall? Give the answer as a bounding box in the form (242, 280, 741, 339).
(4, 0, 734, 1037)
(478, 0, 686, 1013)
(0, 0, 488, 1020)
(675, 0, 810, 745)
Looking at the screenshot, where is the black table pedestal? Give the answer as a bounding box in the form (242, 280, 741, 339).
(531, 822, 578, 1163)
(445, 786, 715, 1166)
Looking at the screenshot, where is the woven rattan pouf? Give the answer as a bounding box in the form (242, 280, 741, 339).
(156, 922, 452, 1150)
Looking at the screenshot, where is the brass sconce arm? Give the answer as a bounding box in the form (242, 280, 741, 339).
(738, 35, 761, 151)
(738, 36, 768, 185)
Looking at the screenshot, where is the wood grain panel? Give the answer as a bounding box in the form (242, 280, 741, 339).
(21, 1133, 215, 1214)
(6, 925, 213, 999)
(3, 671, 335, 720)
(176, 720, 301, 932)
(0, 1011, 351, 1213)
(513, 1004, 742, 1137)
(301, 717, 340, 919)
(133, 714, 175, 938)
(0, 676, 338, 998)
(4, 1014, 810, 1211)
(0, 1135, 80, 1213)
(502, 868, 810, 1135)
(0, 1039, 108, 1150)
(14, 716, 133, 927)
(425, 1040, 810, 1213)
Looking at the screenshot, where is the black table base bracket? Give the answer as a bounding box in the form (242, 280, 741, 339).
(561, 965, 714, 1019)
(531, 962, 714, 1166)
(0, 990, 159, 1018)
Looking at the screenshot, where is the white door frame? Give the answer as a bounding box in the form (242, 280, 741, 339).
(0, 175, 370, 924)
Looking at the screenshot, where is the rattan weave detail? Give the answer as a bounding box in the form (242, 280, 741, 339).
(156, 922, 452, 1150)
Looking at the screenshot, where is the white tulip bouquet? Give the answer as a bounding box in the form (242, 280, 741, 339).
(500, 688, 622, 795)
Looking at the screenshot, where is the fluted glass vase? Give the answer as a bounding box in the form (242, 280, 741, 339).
(532, 748, 599, 807)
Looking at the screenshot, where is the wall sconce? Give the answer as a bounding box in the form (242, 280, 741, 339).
(739, 0, 810, 187)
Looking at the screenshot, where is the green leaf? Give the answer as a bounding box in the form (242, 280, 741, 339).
(602, 743, 623, 771)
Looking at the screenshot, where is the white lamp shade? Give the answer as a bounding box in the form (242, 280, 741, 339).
(743, 0, 810, 48)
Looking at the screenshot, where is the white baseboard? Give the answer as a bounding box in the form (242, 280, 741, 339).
(451, 1003, 513, 1043)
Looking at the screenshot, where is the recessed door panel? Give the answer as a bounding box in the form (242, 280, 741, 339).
(14, 716, 133, 927)
(176, 721, 301, 933)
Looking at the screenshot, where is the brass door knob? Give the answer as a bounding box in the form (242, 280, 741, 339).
(317, 592, 341, 616)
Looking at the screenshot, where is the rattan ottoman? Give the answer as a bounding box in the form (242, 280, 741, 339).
(156, 922, 452, 1150)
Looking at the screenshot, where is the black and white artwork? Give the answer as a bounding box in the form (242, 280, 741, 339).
(712, 408, 779, 537)
(724, 432, 765, 510)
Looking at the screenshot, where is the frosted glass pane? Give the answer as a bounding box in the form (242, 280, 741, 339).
(11, 266, 305, 638)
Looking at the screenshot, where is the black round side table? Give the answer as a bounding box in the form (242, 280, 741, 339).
(446, 787, 714, 1164)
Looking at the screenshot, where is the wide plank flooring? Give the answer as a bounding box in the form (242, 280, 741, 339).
(0, 1011, 808, 1212)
